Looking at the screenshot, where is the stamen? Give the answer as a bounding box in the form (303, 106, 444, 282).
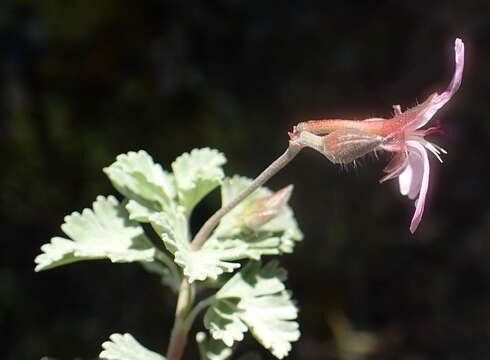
(424, 142, 444, 163)
(434, 143, 447, 154)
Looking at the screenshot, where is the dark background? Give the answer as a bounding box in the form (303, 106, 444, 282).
(1, 1, 489, 359)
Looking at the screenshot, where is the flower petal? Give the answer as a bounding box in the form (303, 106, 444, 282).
(379, 150, 408, 183)
(398, 141, 430, 233)
(407, 38, 465, 130)
(441, 38, 465, 105)
(399, 158, 413, 196)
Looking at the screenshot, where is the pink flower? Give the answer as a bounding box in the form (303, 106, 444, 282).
(292, 38, 465, 233)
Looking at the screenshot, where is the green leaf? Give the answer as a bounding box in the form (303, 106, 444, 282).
(149, 209, 189, 255)
(172, 148, 226, 214)
(196, 332, 233, 360)
(100, 333, 166, 360)
(202, 234, 280, 261)
(211, 176, 303, 257)
(174, 247, 241, 283)
(103, 150, 177, 222)
(205, 297, 247, 346)
(204, 261, 300, 359)
(35, 196, 155, 271)
(150, 210, 240, 283)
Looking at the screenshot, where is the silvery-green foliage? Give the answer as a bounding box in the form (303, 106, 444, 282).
(104, 150, 177, 222)
(100, 333, 166, 360)
(36, 148, 302, 359)
(204, 261, 300, 359)
(34, 196, 155, 271)
(196, 332, 263, 360)
(196, 332, 233, 360)
(171, 148, 226, 214)
(150, 209, 241, 283)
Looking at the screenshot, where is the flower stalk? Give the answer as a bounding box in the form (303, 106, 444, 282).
(190, 141, 302, 250)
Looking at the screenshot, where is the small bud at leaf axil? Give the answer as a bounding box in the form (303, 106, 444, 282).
(239, 185, 294, 230)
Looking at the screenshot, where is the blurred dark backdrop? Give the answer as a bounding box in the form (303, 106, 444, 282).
(1, 1, 489, 359)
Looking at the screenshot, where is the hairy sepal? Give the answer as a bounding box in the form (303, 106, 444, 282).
(323, 128, 383, 164)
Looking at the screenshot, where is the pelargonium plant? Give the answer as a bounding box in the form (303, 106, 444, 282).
(35, 38, 464, 360)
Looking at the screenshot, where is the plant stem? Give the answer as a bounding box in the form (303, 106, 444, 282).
(166, 279, 194, 360)
(166, 287, 215, 360)
(183, 295, 216, 330)
(191, 141, 302, 250)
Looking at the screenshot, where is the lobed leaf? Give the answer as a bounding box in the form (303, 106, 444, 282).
(196, 331, 233, 360)
(150, 210, 240, 283)
(103, 150, 177, 222)
(35, 196, 155, 271)
(174, 247, 241, 283)
(204, 261, 300, 359)
(100, 333, 166, 360)
(172, 148, 226, 214)
(196, 331, 261, 360)
(202, 234, 280, 261)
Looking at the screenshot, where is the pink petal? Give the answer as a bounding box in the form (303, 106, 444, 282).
(408, 38, 465, 130)
(379, 150, 408, 183)
(398, 159, 413, 196)
(398, 141, 430, 233)
(441, 38, 465, 105)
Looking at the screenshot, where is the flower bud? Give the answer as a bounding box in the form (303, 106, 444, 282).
(239, 185, 294, 230)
